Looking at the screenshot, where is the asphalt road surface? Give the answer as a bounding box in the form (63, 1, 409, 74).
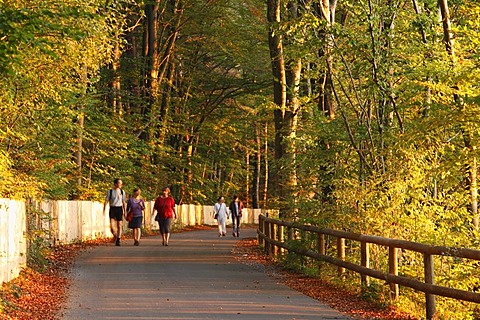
(61, 228, 351, 319)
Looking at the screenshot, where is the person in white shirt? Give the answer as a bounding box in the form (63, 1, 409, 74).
(214, 196, 229, 237)
(103, 178, 127, 246)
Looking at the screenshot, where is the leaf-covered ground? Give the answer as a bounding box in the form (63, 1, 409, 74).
(1, 229, 416, 320)
(0, 241, 96, 320)
(232, 237, 418, 320)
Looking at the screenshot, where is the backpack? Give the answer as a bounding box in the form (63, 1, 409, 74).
(108, 189, 125, 202)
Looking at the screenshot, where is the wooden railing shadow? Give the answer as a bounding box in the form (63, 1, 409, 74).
(257, 215, 480, 320)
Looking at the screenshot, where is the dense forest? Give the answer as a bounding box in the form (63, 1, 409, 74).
(1, 0, 480, 317)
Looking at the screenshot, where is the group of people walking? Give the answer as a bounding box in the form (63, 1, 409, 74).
(103, 179, 176, 246)
(214, 195, 244, 237)
(103, 178, 244, 246)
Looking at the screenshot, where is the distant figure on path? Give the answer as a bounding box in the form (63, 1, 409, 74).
(127, 188, 145, 246)
(228, 195, 244, 237)
(103, 178, 126, 246)
(152, 187, 177, 246)
(214, 196, 229, 237)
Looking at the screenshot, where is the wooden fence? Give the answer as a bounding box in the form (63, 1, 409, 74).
(257, 215, 480, 320)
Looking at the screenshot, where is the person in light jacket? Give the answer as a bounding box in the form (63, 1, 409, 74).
(228, 195, 244, 237)
(214, 196, 229, 237)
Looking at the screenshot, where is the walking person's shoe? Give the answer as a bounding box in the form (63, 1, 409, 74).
(115, 238, 121, 246)
(134, 240, 139, 246)
(218, 233, 222, 237)
(222, 232, 226, 237)
(232, 232, 237, 237)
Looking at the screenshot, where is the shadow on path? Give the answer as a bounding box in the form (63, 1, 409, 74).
(61, 228, 350, 319)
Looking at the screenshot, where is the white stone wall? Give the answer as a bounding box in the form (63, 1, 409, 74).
(0, 198, 266, 285)
(0, 199, 27, 284)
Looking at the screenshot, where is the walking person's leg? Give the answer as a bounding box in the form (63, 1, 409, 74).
(136, 227, 141, 242)
(116, 219, 123, 245)
(217, 220, 223, 237)
(158, 220, 165, 245)
(236, 216, 241, 237)
(110, 218, 117, 241)
(132, 217, 141, 245)
(133, 228, 139, 245)
(109, 207, 120, 242)
(231, 215, 237, 237)
(221, 219, 227, 236)
(165, 232, 170, 245)
(164, 218, 172, 245)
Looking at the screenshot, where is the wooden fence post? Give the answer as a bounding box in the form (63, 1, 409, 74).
(388, 246, 399, 300)
(264, 220, 270, 255)
(424, 253, 436, 320)
(337, 237, 345, 277)
(258, 215, 264, 246)
(268, 222, 275, 254)
(272, 222, 278, 256)
(318, 233, 325, 272)
(278, 224, 284, 254)
(287, 226, 293, 242)
(361, 241, 370, 287)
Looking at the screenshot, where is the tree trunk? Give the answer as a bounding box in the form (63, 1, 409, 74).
(74, 64, 88, 194)
(75, 112, 84, 189)
(316, 0, 337, 118)
(438, 0, 454, 56)
(112, 41, 123, 115)
(267, 0, 304, 217)
(267, 0, 287, 203)
(438, 0, 477, 228)
(252, 123, 261, 209)
(263, 122, 269, 209)
(145, 0, 159, 105)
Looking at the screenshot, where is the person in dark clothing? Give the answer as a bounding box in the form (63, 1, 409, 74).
(228, 195, 244, 237)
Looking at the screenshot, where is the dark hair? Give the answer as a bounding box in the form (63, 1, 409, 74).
(233, 195, 239, 200)
(133, 188, 140, 193)
(114, 178, 122, 185)
(217, 196, 224, 201)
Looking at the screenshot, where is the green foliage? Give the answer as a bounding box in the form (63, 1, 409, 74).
(360, 282, 390, 308)
(269, 0, 480, 318)
(3, 0, 479, 317)
(26, 205, 53, 271)
(26, 237, 51, 272)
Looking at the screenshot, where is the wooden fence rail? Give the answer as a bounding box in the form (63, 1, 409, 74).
(257, 215, 480, 320)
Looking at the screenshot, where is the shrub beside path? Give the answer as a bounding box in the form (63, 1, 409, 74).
(61, 228, 350, 319)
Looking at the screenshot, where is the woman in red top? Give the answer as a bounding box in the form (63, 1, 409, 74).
(152, 187, 177, 246)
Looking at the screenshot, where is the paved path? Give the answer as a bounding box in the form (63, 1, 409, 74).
(61, 228, 350, 319)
